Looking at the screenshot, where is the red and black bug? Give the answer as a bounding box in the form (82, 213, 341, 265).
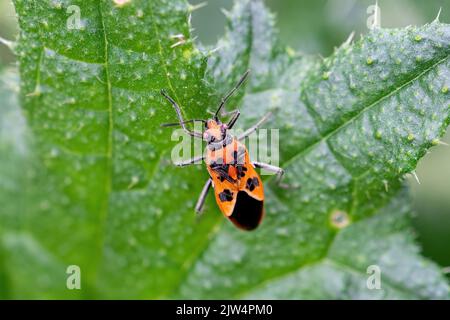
(161, 71, 285, 230)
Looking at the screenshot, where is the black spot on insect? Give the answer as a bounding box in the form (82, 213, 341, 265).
(233, 151, 238, 164)
(237, 165, 247, 178)
(210, 159, 225, 168)
(212, 163, 235, 184)
(236, 147, 246, 165)
(246, 177, 259, 191)
(229, 191, 264, 230)
(219, 189, 234, 202)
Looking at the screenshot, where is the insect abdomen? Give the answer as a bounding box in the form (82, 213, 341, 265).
(228, 191, 264, 230)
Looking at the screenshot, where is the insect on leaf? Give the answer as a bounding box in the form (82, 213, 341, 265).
(0, 0, 449, 299)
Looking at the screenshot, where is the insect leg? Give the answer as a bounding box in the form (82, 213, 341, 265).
(174, 155, 205, 167)
(253, 161, 284, 180)
(238, 112, 272, 140)
(160, 89, 203, 139)
(252, 161, 292, 189)
(195, 178, 212, 213)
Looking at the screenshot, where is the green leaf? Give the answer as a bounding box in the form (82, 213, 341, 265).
(6, 0, 217, 298)
(175, 0, 450, 299)
(1, 0, 449, 299)
(245, 188, 449, 299)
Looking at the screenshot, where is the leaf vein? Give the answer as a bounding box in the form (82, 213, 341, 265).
(94, 0, 114, 283)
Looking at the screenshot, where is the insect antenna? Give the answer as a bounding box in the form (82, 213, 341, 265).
(160, 89, 203, 138)
(214, 70, 250, 120)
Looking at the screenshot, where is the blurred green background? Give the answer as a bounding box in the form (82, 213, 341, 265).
(1, 0, 449, 268)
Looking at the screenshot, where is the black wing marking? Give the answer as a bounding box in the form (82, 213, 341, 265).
(229, 191, 264, 230)
(210, 161, 236, 184)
